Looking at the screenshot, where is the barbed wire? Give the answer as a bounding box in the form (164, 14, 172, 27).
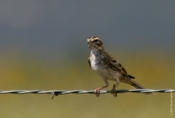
(0, 89, 174, 96)
(1, 89, 173, 115)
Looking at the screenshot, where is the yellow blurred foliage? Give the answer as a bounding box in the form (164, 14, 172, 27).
(0, 51, 174, 118)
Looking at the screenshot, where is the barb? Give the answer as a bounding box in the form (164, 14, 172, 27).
(0, 89, 174, 96)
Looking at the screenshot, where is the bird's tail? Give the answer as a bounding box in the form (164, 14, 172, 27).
(124, 79, 144, 89)
(122, 79, 151, 94)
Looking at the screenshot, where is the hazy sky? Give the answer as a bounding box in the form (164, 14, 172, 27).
(0, 0, 174, 58)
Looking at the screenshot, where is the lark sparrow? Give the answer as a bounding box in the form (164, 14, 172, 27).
(87, 36, 144, 96)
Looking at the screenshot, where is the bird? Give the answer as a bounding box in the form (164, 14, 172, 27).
(87, 36, 145, 96)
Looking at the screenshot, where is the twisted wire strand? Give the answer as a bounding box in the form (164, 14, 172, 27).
(0, 89, 174, 96)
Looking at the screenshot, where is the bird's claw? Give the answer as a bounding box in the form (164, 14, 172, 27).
(94, 88, 102, 97)
(111, 84, 117, 97)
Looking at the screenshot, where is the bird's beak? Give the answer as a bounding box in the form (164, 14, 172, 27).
(87, 38, 90, 43)
(87, 38, 90, 46)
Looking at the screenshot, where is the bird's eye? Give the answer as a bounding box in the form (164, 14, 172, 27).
(93, 40, 98, 43)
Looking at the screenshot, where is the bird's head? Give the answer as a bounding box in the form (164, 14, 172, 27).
(87, 36, 103, 50)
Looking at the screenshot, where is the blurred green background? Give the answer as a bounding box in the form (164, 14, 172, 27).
(0, 0, 175, 118)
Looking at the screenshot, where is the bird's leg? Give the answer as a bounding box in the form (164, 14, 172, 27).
(111, 79, 120, 97)
(95, 80, 109, 97)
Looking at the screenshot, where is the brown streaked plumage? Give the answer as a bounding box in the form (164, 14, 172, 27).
(87, 36, 144, 96)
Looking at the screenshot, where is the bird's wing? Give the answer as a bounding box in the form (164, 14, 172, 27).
(103, 52, 135, 79)
(88, 56, 91, 68)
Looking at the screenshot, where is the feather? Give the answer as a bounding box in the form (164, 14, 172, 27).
(88, 57, 91, 68)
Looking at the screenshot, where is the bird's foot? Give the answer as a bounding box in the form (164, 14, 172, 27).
(94, 87, 103, 97)
(111, 84, 117, 97)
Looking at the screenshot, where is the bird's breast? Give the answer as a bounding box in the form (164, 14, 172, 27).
(90, 56, 113, 79)
(90, 53, 100, 71)
(89, 50, 122, 80)
(90, 50, 107, 73)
